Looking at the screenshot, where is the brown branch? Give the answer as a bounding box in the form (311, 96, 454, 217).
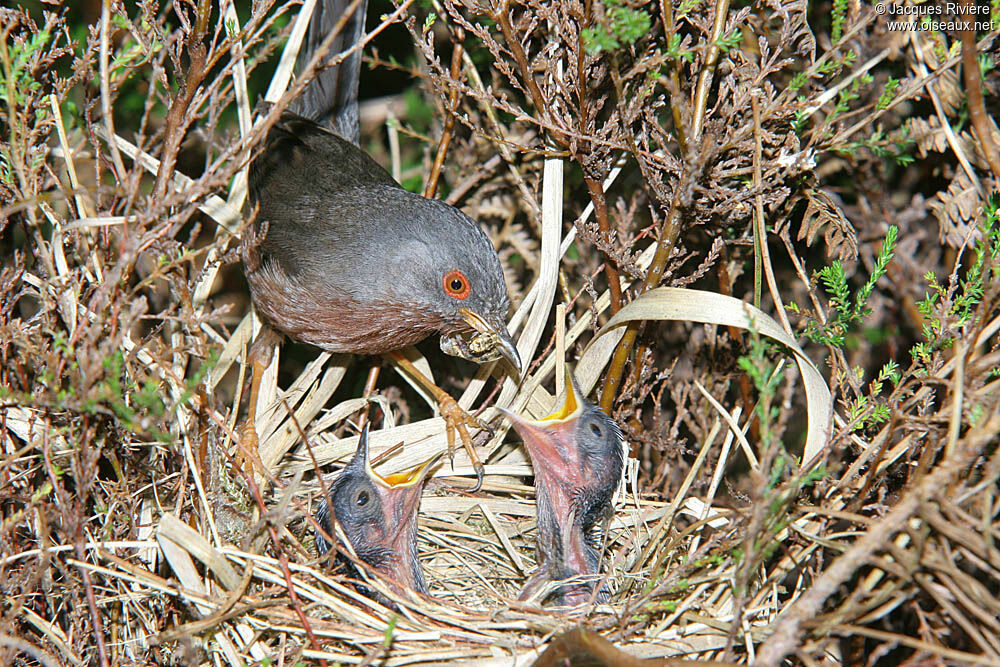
(493, 0, 625, 316)
(424, 32, 465, 198)
(658, 0, 687, 152)
(597, 0, 730, 411)
(240, 469, 328, 664)
(754, 413, 1000, 666)
(153, 28, 208, 201)
(599, 189, 685, 413)
(492, 0, 565, 145)
(690, 0, 731, 140)
(960, 5, 1000, 189)
(574, 2, 622, 315)
(584, 177, 625, 315)
(41, 421, 110, 667)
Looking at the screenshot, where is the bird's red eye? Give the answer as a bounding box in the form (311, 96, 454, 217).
(442, 270, 470, 300)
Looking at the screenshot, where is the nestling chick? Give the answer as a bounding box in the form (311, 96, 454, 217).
(315, 425, 441, 598)
(502, 369, 625, 605)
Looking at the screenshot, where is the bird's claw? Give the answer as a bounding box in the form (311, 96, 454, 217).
(437, 394, 485, 493)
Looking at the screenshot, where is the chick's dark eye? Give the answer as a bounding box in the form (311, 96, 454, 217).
(589, 421, 603, 437)
(355, 489, 369, 507)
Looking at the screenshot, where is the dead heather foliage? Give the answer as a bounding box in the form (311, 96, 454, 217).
(2, 0, 1000, 665)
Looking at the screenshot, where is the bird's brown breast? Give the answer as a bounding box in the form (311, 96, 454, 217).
(244, 255, 450, 354)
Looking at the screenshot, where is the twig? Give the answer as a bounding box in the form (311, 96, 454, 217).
(598, 189, 684, 412)
(598, 0, 731, 411)
(690, 0, 731, 140)
(910, 30, 984, 197)
(751, 91, 792, 335)
(241, 468, 328, 664)
(755, 413, 1000, 666)
(153, 9, 209, 201)
(424, 30, 465, 198)
(961, 7, 1000, 188)
(0, 635, 60, 667)
(99, 0, 127, 180)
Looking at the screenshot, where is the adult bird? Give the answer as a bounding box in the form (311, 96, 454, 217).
(315, 424, 442, 598)
(240, 0, 520, 485)
(502, 368, 625, 606)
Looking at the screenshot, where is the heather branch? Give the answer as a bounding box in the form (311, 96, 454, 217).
(755, 413, 1000, 666)
(598, 0, 733, 412)
(490, 0, 627, 314)
(491, 0, 561, 144)
(690, 0, 730, 141)
(424, 30, 465, 198)
(960, 1, 1000, 189)
(599, 187, 685, 412)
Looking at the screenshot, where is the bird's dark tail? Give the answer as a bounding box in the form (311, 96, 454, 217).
(292, 0, 368, 145)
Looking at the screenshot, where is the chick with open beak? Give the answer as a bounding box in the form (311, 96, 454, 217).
(315, 425, 442, 598)
(502, 369, 625, 606)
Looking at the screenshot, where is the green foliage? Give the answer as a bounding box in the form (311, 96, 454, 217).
(403, 87, 435, 132)
(737, 326, 782, 444)
(0, 27, 51, 110)
(786, 50, 858, 124)
(982, 53, 997, 78)
(715, 29, 742, 54)
(846, 361, 900, 431)
(912, 196, 1000, 362)
(876, 76, 901, 111)
(677, 0, 701, 20)
(48, 347, 220, 442)
(831, 0, 849, 43)
(582, 0, 652, 54)
(737, 315, 784, 490)
(833, 126, 915, 166)
(384, 615, 398, 648)
(664, 33, 694, 63)
(791, 107, 810, 135)
(826, 72, 873, 125)
(805, 226, 898, 347)
(953, 196, 1000, 323)
(788, 72, 809, 93)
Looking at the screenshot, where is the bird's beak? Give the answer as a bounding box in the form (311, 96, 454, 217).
(499, 366, 583, 481)
(455, 307, 522, 376)
(366, 449, 445, 491)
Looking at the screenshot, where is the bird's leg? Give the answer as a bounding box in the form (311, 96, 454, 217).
(237, 326, 280, 475)
(386, 351, 488, 491)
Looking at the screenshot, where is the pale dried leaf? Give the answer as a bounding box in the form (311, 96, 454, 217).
(929, 168, 984, 248)
(498, 247, 525, 303)
(577, 287, 833, 468)
(909, 116, 989, 169)
(933, 67, 964, 117)
(503, 221, 541, 271)
(763, 0, 816, 61)
(798, 188, 859, 262)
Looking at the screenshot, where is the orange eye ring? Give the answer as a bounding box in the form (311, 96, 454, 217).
(442, 270, 471, 300)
